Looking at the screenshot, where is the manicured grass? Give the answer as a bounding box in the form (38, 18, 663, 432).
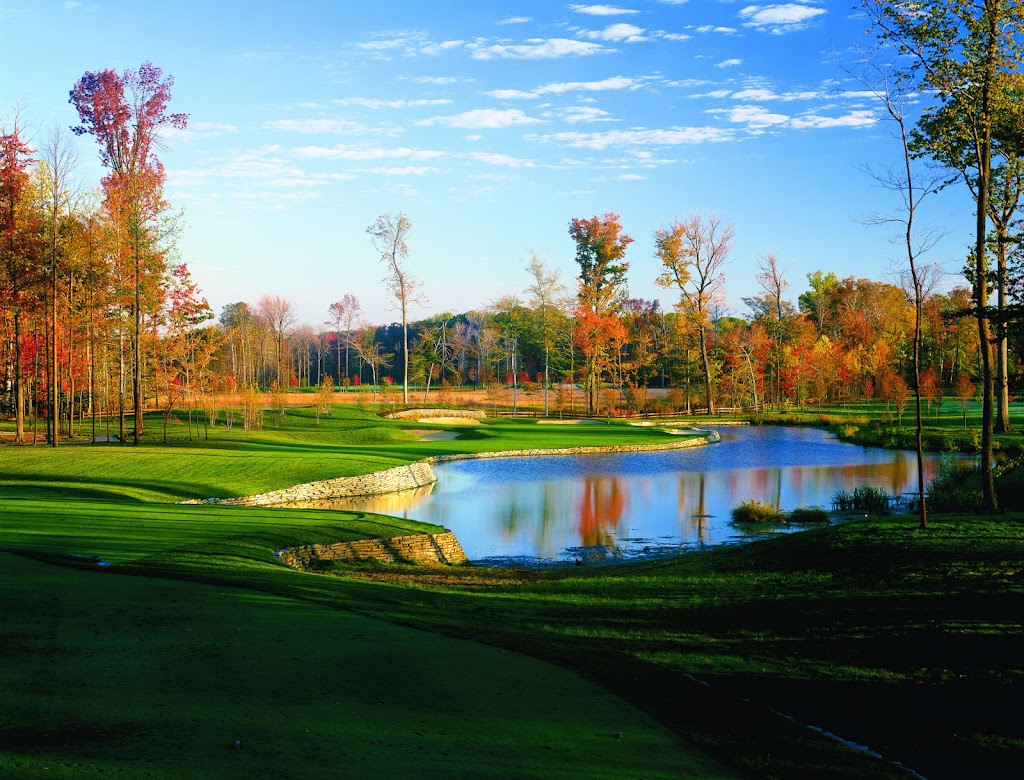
(0, 405, 699, 502)
(1, 553, 724, 780)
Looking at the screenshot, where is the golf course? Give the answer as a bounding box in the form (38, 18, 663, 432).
(2, 402, 1022, 779)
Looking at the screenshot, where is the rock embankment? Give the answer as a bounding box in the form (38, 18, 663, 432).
(181, 462, 436, 507)
(278, 531, 467, 568)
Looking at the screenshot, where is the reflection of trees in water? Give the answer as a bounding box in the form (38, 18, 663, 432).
(276, 484, 435, 516)
(488, 481, 572, 560)
(577, 476, 626, 548)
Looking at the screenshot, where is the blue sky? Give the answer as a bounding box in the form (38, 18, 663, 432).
(1, 0, 970, 326)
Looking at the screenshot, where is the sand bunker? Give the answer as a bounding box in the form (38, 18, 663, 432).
(408, 429, 463, 441)
(416, 417, 481, 426)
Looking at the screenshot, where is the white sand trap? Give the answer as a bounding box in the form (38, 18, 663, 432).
(408, 429, 462, 441)
(416, 417, 481, 426)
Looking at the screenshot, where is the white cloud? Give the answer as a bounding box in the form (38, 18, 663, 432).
(261, 118, 399, 136)
(662, 32, 693, 41)
(164, 122, 238, 142)
(354, 31, 465, 58)
(616, 173, 647, 180)
(407, 76, 468, 85)
(582, 23, 647, 42)
(329, 97, 453, 109)
(498, 16, 531, 24)
(715, 58, 743, 68)
(292, 145, 446, 161)
(486, 76, 637, 101)
(363, 166, 440, 176)
(732, 88, 779, 101)
(470, 38, 606, 60)
(570, 4, 640, 15)
(710, 104, 878, 130)
(694, 89, 733, 99)
(721, 105, 791, 127)
(485, 88, 541, 100)
(466, 152, 535, 167)
(790, 110, 878, 128)
(419, 40, 465, 55)
(418, 108, 542, 129)
(738, 4, 827, 34)
(695, 25, 738, 34)
(540, 75, 637, 94)
(557, 106, 616, 123)
(527, 126, 733, 149)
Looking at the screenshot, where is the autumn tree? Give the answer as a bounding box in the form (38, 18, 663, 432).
(36, 125, 79, 446)
(568, 213, 633, 415)
(367, 212, 419, 404)
(865, 0, 1024, 511)
(70, 62, 188, 445)
(314, 375, 334, 425)
(655, 213, 734, 414)
(0, 114, 36, 443)
(954, 372, 977, 429)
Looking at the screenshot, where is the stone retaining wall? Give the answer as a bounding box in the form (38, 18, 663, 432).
(184, 462, 437, 507)
(278, 531, 467, 568)
(383, 408, 485, 420)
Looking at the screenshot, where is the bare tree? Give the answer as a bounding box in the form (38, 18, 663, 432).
(256, 294, 295, 387)
(655, 213, 734, 414)
(367, 212, 421, 404)
(854, 50, 948, 529)
(353, 325, 392, 403)
(525, 251, 566, 416)
(326, 294, 362, 386)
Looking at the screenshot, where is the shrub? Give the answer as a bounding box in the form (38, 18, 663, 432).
(927, 458, 983, 513)
(789, 506, 830, 523)
(732, 499, 787, 524)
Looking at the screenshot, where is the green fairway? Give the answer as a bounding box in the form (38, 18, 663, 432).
(1, 554, 727, 780)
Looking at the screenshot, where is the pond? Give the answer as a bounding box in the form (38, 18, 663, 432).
(319, 426, 953, 566)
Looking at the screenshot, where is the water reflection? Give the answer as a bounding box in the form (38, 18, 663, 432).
(305, 426, 957, 565)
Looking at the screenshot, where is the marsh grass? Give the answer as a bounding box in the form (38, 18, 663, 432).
(731, 499, 787, 524)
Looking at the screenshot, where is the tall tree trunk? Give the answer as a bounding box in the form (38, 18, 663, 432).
(976, 5, 998, 513)
(13, 312, 25, 443)
(995, 238, 1012, 432)
(698, 322, 714, 415)
(133, 234, 143, 445)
